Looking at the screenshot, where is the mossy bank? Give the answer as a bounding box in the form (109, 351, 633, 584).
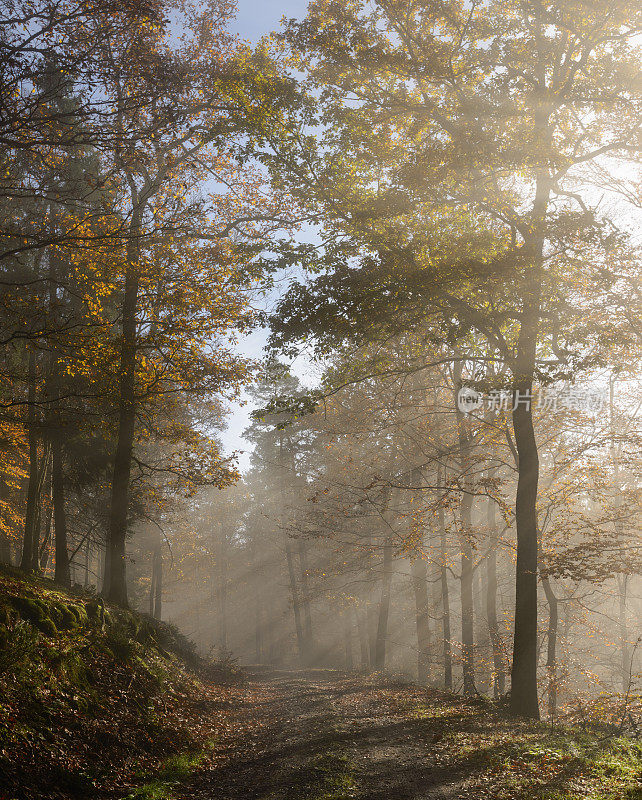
(0, 565, 242, 800)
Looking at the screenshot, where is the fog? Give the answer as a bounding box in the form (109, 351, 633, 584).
(140, 359, 642, 725)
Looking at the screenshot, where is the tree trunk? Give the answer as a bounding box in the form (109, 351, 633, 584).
(509, 162, 549, 719)
(356, 607, 369, 670)
(105, 254, 140, 605)
(344, 610, 353, 670)
(84, 537, 90, 588)
(411, 553, 431, 684)
(149, 559, 156, 616)
(52, 436, 71, 587)
(46, 216, 67, 584)
(373, 533, 392, 670)
(486, 492, 505, 697)
(617, 575, 629, 694)
(152, 543, 162, 620)
(541, 576, 558, 721)
(0, 474, 10, 564)
(255, 601, 263, 663)
(149, 532, 162, 620)
(410, 467, 431, 684)
(298, 538, 314, 662)
(105, 198, 145, 607)
(218, 525, 227, 650)
(253, 540, 263, 663)
(438, 471, 453, 690)
(102, 539, 111, 596)
(559, 600, 573, 701)
(32, 443, 50, 573)
(20, 349, 39, 572)
(285, 539, 305, 662)
(39, 488, 53, 571)
(454, 360, 476, 695)
(460, 505, 475, 695)
(510, 386, 540, 718)
(612, 378, 630, 695)
(279, 431, 305, 663)
(368, 602, 378, 667)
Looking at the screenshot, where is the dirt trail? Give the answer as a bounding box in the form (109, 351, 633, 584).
(177, 670, 473, 800)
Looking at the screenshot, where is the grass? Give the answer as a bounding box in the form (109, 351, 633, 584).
(409, 694, 642, 800)
(536, 735, 642, 800)
(491, 727, 642, 799)
(261, 750, 357, 800)
(306, 752, 356, 800)
(125, 745, 216, 799)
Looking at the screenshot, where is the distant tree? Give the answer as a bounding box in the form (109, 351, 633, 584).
(257, 0, 642, 718)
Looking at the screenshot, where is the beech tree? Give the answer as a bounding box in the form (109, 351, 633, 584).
(89, 0, 291, 605)
(255, 0, 642, 717)
(0, 0, 294, 604)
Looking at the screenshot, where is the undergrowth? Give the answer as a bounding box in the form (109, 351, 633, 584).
(0, 564, 242, 799)
(125, 745, 216, 799)
(409, 694, 642, 800)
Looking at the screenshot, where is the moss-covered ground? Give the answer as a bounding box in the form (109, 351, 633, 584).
(1, 568, 640, 800)
(0, 565, 258, 800)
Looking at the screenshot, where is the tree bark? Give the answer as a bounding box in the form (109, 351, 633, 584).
(411, 553, 431, 684)
(298, 538, 314, 662)
(52, 436, 71, 587)
(149, 531, 162, 619)
(46, 213, 68, 585)
(356, 607, 369, 670)
(368, 602, 378, 667)
(105, 215, 141, 606)
(373, 533, 392, 670)
(438, 469, 453, 690)
(508, 149, 550, 719)
(409, 467, 431, 684)
(454, 360, 476, 695)
(541, 576, 558, 721)
(611, 378, 630, 695)
(617, 575, 629, 694)
(149, 557, 156, 615)
(102, 539, 111, 596)
(279, 431, 305, 663)
(486, 491, 505, 697)
(344, 610, 353, 670)
(510, 374, 541, 718)
(39, 484, 53, 571)
(30, 443, 50, 573)
(152, 542, 162, 620)
(285, 539, 305, 662)
(20, 349, 39, 572)
(252, 539, 263, 663)
(460, 502, 475, 695)
(217, 524, 227, 650)
(0, 471, 10, 564)
(83, 537, 90, 588)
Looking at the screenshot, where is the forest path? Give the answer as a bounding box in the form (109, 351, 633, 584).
(175, 669, 486, 800)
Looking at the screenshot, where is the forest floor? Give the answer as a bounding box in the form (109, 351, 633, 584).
(1, 565, 640, 800)
(165, 669, 642, 800)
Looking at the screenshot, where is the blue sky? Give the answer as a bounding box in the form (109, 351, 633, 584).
(230, 0, 310, 42)
(220, 0, 314, 470)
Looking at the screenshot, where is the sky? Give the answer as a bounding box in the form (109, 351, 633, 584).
(219, 0, 313, 471)
(230, 0, 310, 42)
